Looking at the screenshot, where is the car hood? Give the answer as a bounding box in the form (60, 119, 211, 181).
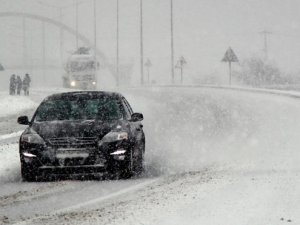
(31, 120, 121, 140)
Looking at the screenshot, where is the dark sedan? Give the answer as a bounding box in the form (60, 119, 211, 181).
(17, 91, 145, 181)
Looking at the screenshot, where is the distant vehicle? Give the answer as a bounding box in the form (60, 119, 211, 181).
(63, 47, 98, 90)
(17, 91, 145, 181)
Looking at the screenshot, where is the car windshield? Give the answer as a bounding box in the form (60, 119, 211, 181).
(34, 97, 123, 122)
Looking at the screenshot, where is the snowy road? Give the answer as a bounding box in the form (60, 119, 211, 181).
(0, 87, 300, 225)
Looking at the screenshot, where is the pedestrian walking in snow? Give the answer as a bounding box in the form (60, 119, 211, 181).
(9, 74, 16, 95)
(23, 73, 31, 96)
(16, 76, 22, 95)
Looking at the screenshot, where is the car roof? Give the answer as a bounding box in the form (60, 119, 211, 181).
(44, 91, 124, 101)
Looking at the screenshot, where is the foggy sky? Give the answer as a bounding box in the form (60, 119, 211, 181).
(1, 0, 300, 85)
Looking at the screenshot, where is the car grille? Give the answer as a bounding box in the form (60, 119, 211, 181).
(48, 137, 97, 147)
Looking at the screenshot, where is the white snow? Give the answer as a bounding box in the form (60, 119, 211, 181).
(0, 131, 23, 141)
(64, 87, 300, 225)
(1, 87, 300, 225)
(0, 92, 37, 118)
(0, 144, 21, 183)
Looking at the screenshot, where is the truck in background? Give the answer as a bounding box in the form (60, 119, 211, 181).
(63, 47, 98, 90)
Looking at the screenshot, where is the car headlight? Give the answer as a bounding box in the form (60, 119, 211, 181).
(21, 132, 45, 144)
(100, 131, 128, 143)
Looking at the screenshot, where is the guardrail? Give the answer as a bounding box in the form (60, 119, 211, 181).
(125, 84, 300, 99)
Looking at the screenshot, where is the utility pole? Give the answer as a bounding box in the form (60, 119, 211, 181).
(259, 30, 272, 61)
(140, 0, 144, 85)
(116, 0, 119, 86)
(170, 0, 175, 84)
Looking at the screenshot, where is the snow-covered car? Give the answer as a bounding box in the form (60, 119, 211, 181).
(17, 91, 145, 181)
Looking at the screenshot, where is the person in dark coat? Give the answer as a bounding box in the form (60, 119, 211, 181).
(23, 73, 31, 96)
(16, 76, 22, 95)
(9, 74, 16, 95)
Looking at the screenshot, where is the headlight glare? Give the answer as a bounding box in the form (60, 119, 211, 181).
(23, 152, 37, 158)
(70, 81, 76, 87)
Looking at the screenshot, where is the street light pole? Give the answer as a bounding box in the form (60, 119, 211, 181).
(42, 21, 46, 82)
(75, 0, 79, 49)
(93, 0, 97, 80)
(140, 0, 144, 85)
(22, 16, 27, 70)
(170, 0, 175, 84)
(59, 8, 64, 66)
(116, 0, 119, 86)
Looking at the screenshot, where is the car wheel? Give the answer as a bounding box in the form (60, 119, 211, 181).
(109, 143, 144, 180)
(119, 149, 134, 179)
(106, 152, 132, 180)
(122, 142, 145, 178)
(133, 142, 145, 175)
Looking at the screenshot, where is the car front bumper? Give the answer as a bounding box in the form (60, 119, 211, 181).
(20, 140, 132, 176)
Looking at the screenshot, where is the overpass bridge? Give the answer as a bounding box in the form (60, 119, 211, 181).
(0, 11, 120, 84)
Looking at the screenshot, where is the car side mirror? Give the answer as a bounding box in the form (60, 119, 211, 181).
(18, 116, 30, 125)
(130, 113, 143, 122)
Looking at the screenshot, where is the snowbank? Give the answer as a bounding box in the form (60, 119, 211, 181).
(0, 144, 21, 183)
(0, 92, 37, 118)
(0, 131, 23, 141)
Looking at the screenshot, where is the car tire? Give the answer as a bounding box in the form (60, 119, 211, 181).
(119, 149, 134, 179)
(106, 154, 132, 180)
(133, 142, 145, 176)
(108, 141, 145, 180)
(122, 142, 145, 178)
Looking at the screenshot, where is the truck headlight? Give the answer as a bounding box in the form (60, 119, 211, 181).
(92, 81, 96, 85)
(70, 81, 76, 87)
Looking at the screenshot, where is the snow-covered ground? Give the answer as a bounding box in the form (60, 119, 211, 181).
(0, 87, 300, 225)
(0, 92, 37, 118)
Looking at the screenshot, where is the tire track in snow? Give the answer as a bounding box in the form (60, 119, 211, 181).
(0, 182, 71, 208)
(18, 168, 216, 225)
(10, 177, 160, 225)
